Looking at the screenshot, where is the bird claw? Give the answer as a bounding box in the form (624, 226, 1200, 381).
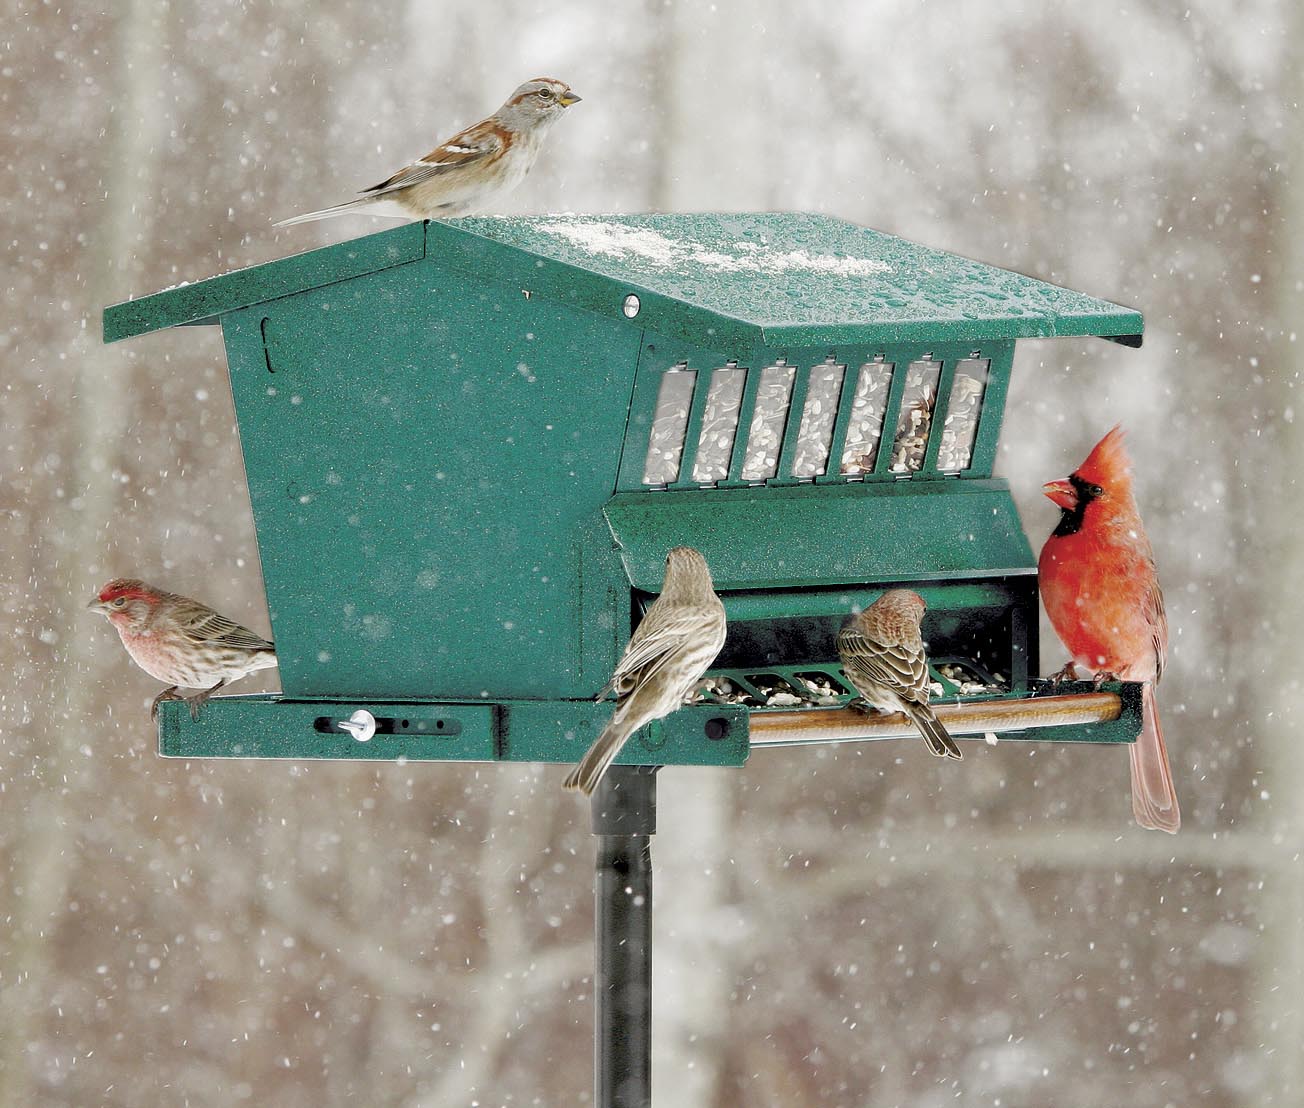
(150, 688, 184, 722)
(1091, 671, 1120, 690)
(845, 696, 869, 714)
(186, 680, 226, 721)
(1046, 662, 1078, 686)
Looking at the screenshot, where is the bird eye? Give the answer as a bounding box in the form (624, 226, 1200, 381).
(537, 87, 555, 100)
(111, 596, 127, 607)
(1089, 483, 1103, 496)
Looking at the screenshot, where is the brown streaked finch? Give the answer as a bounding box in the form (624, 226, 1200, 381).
(275, 77, 581, 226)
(837, 589, 962, 760)
(1039, 425, 1179, 833)
(564, 547, 727, 796)
(88, 578, 278, 720)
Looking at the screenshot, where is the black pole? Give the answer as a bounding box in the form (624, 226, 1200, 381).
(590, 764, 657, 1108)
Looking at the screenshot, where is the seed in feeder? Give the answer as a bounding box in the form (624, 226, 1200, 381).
(692, 365, 745, 483)
(796, 673, 843, 705)
(643, 365, 696, 484)
(741, 364, 796, 481)
(935, 662, 1007, 695)
(937, 363, 988, 472)
(792, 360, 844, 478)
(889, 361, 940, 473)
(840, 361, 893, 474)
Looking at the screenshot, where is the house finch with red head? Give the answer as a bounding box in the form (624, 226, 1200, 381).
(564, 547, 727, 796)
(275, 77, 581, 226)
(88, 578, 278, 720)
(1038, 426, 1179, 833)
(837, 589, 962, 759)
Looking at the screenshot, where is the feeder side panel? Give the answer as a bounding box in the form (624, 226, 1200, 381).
(220, 261, 641, 700)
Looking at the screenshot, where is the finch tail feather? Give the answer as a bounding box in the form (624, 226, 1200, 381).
(908, 704, 962, 760)
(1129, 683, 1180, 833)
(563, 717, 634, 796)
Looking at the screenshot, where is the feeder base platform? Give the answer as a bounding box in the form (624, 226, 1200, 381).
(154, 682, 1141, 763)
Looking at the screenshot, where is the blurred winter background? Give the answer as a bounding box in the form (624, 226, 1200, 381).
(1, 0, 1299, 1104)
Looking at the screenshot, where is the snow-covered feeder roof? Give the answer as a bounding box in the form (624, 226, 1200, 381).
(103, 212, 1142, 349)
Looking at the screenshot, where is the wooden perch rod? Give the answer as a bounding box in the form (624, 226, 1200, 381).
(747, 692, 1123, 748)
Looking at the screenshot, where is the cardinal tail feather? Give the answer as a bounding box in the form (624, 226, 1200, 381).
(1129, 683, 1180, 833)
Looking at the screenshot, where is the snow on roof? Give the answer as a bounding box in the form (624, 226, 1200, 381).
(534, 216, 892, 278)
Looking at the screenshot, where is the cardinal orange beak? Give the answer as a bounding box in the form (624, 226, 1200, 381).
(1042, 479, 1077, 511)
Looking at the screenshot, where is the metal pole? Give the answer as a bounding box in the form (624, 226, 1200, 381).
(590, 765, 657, 1108)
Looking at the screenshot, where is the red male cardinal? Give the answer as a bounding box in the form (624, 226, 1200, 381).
(1038, 427, 1179, 833)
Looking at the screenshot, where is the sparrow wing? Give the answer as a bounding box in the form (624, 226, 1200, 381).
(837, 624, 930, 702)
(595, 605, 714, 702)
(361, 121, 505, 197)
(177, 605, 275, 652)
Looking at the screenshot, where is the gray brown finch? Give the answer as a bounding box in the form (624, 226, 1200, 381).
(564, 547, 727, 796)
(88, 579, 278, 720)
(837, 589, 962, 759)
(276, 77, 581, 226)
(1039, 426, 1179, 833)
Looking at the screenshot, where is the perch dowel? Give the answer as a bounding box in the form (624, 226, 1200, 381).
(747, 692, 1123, 748)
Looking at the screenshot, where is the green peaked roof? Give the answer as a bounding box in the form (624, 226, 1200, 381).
(103, 212, 1143, 349)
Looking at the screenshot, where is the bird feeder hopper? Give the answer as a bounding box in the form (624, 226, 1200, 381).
(103, 212, 1146, 763)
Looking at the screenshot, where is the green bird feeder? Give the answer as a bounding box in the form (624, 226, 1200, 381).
(103, 212, 1145, 763)
(105, 212, 1146, 1108)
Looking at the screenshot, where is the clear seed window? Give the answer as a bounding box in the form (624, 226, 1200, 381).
(740, 362, 797, 482)
(938, 358, 989, 473)
(643, 363, 695, 485)
(691, 364, 746, 483)
(791, 358, 845, 478)
(637, 350, 998, 488)
(889, 359, 942, 474)
(839, 360, 894, 475)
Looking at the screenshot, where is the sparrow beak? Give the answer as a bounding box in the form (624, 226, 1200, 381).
(559, 91, 582, 107)
(1042, 479, 1078, 511)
